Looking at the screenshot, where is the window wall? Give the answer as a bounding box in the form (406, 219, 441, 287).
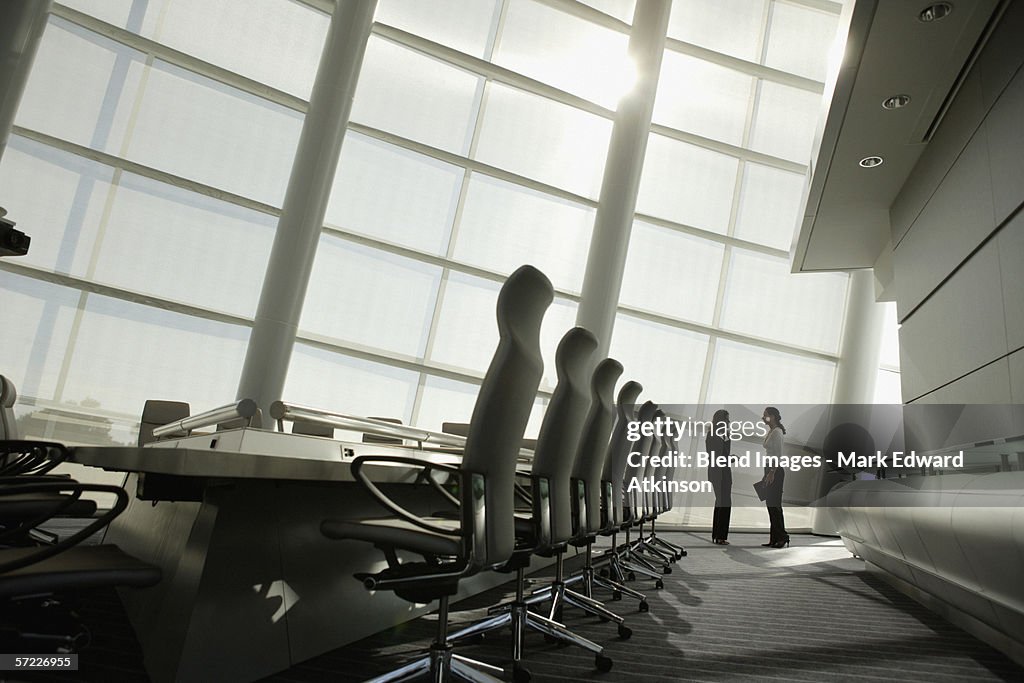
(0, 0, 848, 447)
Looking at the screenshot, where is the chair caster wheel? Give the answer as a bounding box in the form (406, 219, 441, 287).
(595, 654, 613, 672)
(513, 664, 532, 682)
(655, 579, 664, 589)
(618, 624, 632, 640)
(663, 566, 672, 574)
(611, 590, 622, 601)
(680, 550, 687, 557)
(639, 600, 649, 612)
(627, 572, 636, 581)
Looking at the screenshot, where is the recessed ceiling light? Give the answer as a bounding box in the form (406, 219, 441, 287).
(918, 3, 953, 22)
(882, 94, 911, 110)
(859, 156, 884, 168)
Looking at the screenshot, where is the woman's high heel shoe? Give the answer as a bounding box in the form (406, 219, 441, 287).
(770, 538, 790, 548)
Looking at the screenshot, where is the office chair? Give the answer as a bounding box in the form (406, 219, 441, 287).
(138, 400, 191, 446)
(525, 359, 639, 620)
(1, 375, 18, 441)
(645, 433, 686, 560)
(615, 402, 665, 584)
(627, 411, 675, 571)
(0, 473, 162, 652)
(449, 330, 621, 681)
(588, 381, 649, 606)
(320, 265, 553, 683)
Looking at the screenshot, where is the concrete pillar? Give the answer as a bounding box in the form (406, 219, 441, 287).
(237, 1, 377, 419)
(575, 0, 671, 358)
(832, 269, 887, 404)
(0, 0, 51, 164)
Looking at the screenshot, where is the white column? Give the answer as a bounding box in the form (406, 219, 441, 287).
(575, 0, 671, 358)
(0, 0, 51, 164)
(832, 269, 886, 403)
(237, 0, 377, 419)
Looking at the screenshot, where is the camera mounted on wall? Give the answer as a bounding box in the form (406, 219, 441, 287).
(0, 207, 30, 258)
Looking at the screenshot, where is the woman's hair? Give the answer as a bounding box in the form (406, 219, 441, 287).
(764, 406, 786, 434)
(712, 408, 730, 431)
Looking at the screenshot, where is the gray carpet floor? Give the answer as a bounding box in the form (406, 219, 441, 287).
(263, 531, 1022, 683)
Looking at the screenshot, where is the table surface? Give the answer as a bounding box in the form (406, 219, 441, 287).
(72, 428, 464, 482)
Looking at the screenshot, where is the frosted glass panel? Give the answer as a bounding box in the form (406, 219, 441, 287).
(301, 238, 442, 358)
(62, 296, 249, 416)
(579, 0, 636, 24)
(494, 0, 632, 110)
(375, 0, 498, 58)
(667, 0, 767, 62)
(114, 60, 303, 206)
(452, 174, 595, 293)
(764, 2, 840, 83)
(707, 339, 836, 404)
(58, 0, 136, 28)
(879, 302, 901, 369)
(352, 37, 480, 155)
(0, 136, 114, 275)
(620, 222, 724, 325)
(92, 173, 275, 317)
(327, 133, 462, 255)
(750, 81, 821, 164)
(654, 52, 752, 145)
(475, 83, 612, 199)
(637, 134, 738, 233)
(733, 162, 807, 250)
(416, 375, 548, 439)
(430, 272, 577, 388)
(15, 19, 143, 150)
(609, 315, 709, 403)
(0, 273, 78, 402)
(144, 0, 326, 98)
(285, 344, 419, 423)
(721, 250, 848, 353)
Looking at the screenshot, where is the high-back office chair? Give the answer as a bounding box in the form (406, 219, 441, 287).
(449, 328, 619, 680)
(138, 400, 190, 446)
(534, 357, 643, 633)
(592, 381, 649, 604)
(1, 375, 18, 441)
(0, 442, 162, 652)
(646, 433, 686, 561)
(628, 410, 675, 572)
(320, 265, 553, 683)
(616, 402, 665, 584)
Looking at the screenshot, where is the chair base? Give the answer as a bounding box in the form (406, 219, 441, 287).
(367, 645, 505, 683)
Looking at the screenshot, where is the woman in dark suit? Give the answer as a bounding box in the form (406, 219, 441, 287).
(760, 406, 789, 548)
(706, 409, 732, 545)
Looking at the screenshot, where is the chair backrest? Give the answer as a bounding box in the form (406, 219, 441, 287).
(603, 380, 642, 528)
(623, 401, 657, 522)
(572, 357, 622, 536)
(361, 417, 402, 444)
(292, 420, 334, 438)
(642, 411, 666, 518)
(138, 400, 191, 446)
(1, 375, 18, 441)
(530, 327, 597, 547)
(460, 265, 553, 569)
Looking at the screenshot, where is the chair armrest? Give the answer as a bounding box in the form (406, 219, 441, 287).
(0, 441, 70, 476)
(350, 455, 462, 537)
(0, 483, 128, 574)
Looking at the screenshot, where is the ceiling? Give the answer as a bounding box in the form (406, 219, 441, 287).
(792, 0, 1004, 278)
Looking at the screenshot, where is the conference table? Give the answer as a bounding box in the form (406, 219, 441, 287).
(71, 427, 540, 683)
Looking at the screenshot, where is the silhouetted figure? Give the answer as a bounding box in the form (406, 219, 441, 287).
(760, 406, 789, 548)
(706, 408, 732, 545)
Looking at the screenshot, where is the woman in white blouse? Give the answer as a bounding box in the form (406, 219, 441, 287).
(760, 407, 790, 548)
